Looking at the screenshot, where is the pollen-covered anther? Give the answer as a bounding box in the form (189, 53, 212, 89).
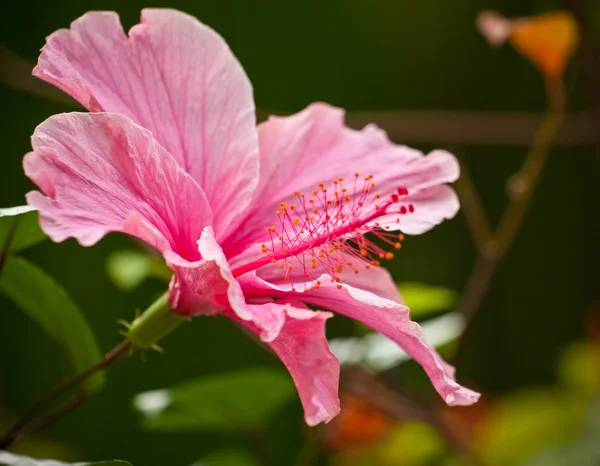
(232, 175, 412, 290)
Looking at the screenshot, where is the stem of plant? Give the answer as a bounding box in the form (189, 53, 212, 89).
(0, 338, 131, 449)
(0, 218, 20, 278)
(456, 74, 566, 327)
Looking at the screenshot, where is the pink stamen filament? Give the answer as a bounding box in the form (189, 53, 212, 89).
(231, 197, 396, 279)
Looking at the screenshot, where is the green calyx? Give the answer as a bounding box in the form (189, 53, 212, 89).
(125, 292, 187, 350)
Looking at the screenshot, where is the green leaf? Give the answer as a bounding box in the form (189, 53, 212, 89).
(133, 368, 295, 433)
(0, 452, 131, 465)
(397, 282, 457, 319)
(480, 388, 586, 466)
(190, 450, 259, 466)
(379, 422, 445, 465)
(0, 207, 47, 253)
(0, 255, 104, 392)
(106, 250, 171, 291)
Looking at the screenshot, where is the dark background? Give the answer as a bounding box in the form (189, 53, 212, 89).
(1, 1, 597, 465)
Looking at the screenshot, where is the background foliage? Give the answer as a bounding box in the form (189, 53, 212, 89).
(1, 0, 597, 465)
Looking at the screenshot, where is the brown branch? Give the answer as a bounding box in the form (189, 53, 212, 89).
(0, 339, 131, 449)
(4, 394, 85, 447)
(0, 218, 20, 277)
(456, 75, 567, 324)
(495, 77, 566, 259)
(340, 368, 483, 465)
(453, 158, 494, 256)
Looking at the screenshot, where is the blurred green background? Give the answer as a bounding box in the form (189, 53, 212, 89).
(0, 0, 597, 465)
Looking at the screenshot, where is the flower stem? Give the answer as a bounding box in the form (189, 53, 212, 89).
(456, 74, 566, 325)
(0, 338, 131, 449)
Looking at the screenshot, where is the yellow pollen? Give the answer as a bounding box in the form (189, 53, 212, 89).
(293, 218, 300, 225)
(268, 226, 276, 232)
(378, 253, 385, 259)
(276, 210, 281, 215)
(395, 242, 402, 249)
(398, 234, 405, 241)
(290, 204, 295, 210)
(354, 172, 359, 177)
(280, 202, 286, 209)
(385, 252, 394, 260)
(360, 249, 368, 257)
(279, 263, 285, 269)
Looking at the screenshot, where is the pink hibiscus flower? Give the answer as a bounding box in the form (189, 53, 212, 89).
(24, 9, 479, 425)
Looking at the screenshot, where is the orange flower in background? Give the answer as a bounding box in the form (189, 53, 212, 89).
(477, 10, 580, 78)
(323, 393, 394, 450)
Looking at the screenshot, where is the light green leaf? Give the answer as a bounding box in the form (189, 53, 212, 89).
(397, 282, 457, 319)
(190, 450, 259, 466)
(106, 250, 171, 291)
(480, 388, 586, 466)
(0, 207, 47, 253)
(133, 368, 295, 433)
(379, 422, 445, 465)
(0, 256, 103, 392)
(0, 452, 131, 465)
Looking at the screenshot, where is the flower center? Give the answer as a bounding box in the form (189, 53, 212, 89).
(230, 173, 415, 291)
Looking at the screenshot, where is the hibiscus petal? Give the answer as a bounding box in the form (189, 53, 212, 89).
(240, 274, 480, 406)
(225, 302, 340, 426)
(24, 112, 212, 262)
(186, 227, 286, 338)
(224, 102, 460, 252)
(253, 251, 403, 303)
(34, 9, 259, 238)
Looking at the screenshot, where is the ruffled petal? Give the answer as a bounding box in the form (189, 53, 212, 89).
(253, 252, 403, 303)
(240, 274, 480, 407)
(225, 302, 340, 426)
(224, 102, 459, 253)
(34, 9, 259, 238)
(24, 112, 212, 262)
(174, 227, 287, 338)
